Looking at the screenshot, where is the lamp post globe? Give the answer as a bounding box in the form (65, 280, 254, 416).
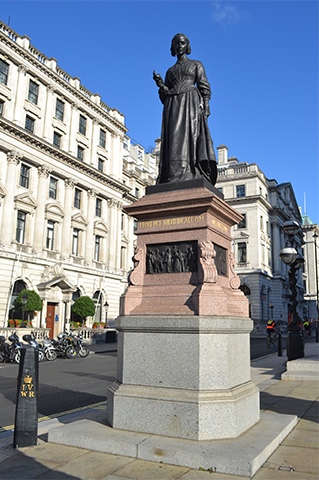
(279, 246, 297, 266)
(282, 220, 300, 237)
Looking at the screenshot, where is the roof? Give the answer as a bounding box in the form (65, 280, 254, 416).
(301, 214, 314, 226)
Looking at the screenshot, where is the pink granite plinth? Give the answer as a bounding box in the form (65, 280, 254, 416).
(121, 186, 248, 317)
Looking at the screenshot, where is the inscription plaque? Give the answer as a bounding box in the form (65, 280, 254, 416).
(146, 241, 198, 274)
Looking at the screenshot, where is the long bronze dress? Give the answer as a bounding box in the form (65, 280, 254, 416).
(157, 58, 217, 185)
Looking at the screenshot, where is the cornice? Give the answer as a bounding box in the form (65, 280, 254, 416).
(0, 32, 128, 135)
(0, 117, 130, 195)
(225, 195, 271, 209)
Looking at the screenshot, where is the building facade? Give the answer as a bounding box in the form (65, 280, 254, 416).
(215, 145, 305, 334)
(0, 22, 156, 335)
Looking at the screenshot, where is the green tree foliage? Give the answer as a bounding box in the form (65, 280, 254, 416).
(15, 289, 43, 313)
(72, 296, 95, 318)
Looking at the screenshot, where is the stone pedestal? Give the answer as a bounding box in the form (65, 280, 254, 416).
(107, 181, 260, 439)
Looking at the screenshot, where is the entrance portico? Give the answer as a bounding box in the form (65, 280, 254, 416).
(37, 276, 75, 338)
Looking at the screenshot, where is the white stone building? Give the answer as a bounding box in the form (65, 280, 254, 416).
(0, 22, 156, 336)
(215, 145, 304, 334)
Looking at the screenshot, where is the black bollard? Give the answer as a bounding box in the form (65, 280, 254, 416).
(13, 347, 39, 448)
(277, 332, 282, 356)
(316, 324, 319, 343)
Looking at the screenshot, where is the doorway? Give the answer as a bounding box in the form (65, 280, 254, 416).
(46, 303, 56, 339)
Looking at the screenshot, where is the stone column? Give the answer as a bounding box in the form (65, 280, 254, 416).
(271, 220, 281, 274)
(41, 299, 47, 329)
(13, 65, 28, 127)
(61, 178, 76, 258)
(43, 85, 55, 140)
(85, 189, 96, 263)
(68, 103, 78, 155)
(33, 165, 51, 251)
(107, 199, 119, 269)
(0, 151, 21, 245)
(116, 203, 122, 269)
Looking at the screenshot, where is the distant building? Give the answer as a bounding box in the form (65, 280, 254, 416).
(301, 213, 319, 323)
(0, 21, 156, 335)
(215, 145, 304, 334)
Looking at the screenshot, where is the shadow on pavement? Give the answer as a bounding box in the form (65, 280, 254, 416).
(260, 391, 318, 423)
(0, 449, 81, 479)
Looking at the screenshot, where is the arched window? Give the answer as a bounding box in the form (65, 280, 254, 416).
(240, 284, 252, 318)
(9, 280, 27, 320)
(71, 288, 83, 325)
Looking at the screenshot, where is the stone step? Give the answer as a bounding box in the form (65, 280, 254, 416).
(286, 358, 319, 373)
(281, 370, 319, 381)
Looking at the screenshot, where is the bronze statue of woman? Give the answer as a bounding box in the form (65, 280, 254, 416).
(153, 33, 217, 185)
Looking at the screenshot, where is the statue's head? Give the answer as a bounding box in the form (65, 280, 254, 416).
(171, 33, 191, 57)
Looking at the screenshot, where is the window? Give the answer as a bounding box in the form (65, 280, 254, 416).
(46, 220, 54, 250)
(20, 164, 30, 188)
(77, 145, 84, 161)
(0, 59, 9, 85)
(238, 213, 246, 229)
(97, 158, 104, 172)
(94, 235, 101, 261)
(25, 115, 35, 133)
(28, 80, 39, 105)
(72, 228, 79, 256)
(123, 138, 129, 150)
(53, 131, 61, 148)
(95, 198, 102, 217)
(49, 177, 57, 199)
(79, 114, 86, 135)
(217, 187, 223, 194)
(135, 187, 140, 198)
(121, 213, 124, 230)
(16, 211, 26, 243)
(74, 188, 81, 209)
(99, 129, 106, 148)
(236, 185, 245, 198)
(55, 98, 64, 121)
(0, 100, 3, 116)
(137, 149, 143, 161)
(260, 216, 263, 231)
(238, 242, 247, 264)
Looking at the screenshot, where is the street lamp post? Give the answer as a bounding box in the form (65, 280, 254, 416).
(279, 220, 304, 361)
(21, 291, 28, 328)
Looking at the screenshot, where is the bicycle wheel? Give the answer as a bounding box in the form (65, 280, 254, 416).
(272, 337, 277, 347)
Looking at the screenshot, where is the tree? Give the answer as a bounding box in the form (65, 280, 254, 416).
(15, 289, 43, 325)
(72, 296, 95, 319)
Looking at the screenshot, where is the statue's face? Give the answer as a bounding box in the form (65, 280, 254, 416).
(173, 35, 188, 56)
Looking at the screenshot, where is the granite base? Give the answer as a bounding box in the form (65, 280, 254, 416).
(48, 412, 297, 478)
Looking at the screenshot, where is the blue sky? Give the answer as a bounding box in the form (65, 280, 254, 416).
(1, 1, 318, 223)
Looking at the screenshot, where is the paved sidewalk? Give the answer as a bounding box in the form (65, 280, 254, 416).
(0, 342, 318, 479)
